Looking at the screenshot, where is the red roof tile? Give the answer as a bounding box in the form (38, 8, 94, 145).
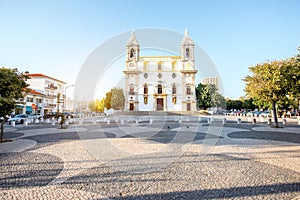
(28, 73, 66, 84)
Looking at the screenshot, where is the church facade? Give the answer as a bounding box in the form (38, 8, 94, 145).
(123, 30, 198, 112)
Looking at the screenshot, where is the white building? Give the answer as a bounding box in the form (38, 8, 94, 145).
(202, 77, 219, 90)
(25, 73, 66, 115)
(123, 30, 198, 112)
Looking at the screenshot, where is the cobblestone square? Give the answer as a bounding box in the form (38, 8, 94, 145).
(1, 117, 300, 199)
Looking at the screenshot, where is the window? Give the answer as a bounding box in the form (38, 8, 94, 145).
(130, 48, 135, 58)
(144, 96, 148, 105)
(158, 84, 162, 94)
(186, 86, 191, 95)
(172, 97, 176, 104)
(144, 85, 148, 95)
(36, 99, 42, 103)
(186, 48, 190, 59)
(129, 86, 134, 95)
(158, 62, 162, 70)
(172, 84, 176, 95)
(27, 97, 33, 102)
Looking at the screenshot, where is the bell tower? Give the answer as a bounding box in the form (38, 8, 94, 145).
(181, 28, 194, 62)
(126, 31, 140, 63)
(124, 31, 140, 111)
(180, 28, 197, 112)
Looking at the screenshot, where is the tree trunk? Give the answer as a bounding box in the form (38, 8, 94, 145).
(0, 120, 4, 143)
(272, 100, 279, 128)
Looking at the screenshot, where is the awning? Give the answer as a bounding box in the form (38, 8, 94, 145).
(26, 106, 32, 112)
(16, 105, 24, 109)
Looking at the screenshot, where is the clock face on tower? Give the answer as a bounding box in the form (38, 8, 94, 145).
(128, 62, 135, 69)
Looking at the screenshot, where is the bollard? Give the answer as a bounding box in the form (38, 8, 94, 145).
(237, 118, 241, 124)
(40, 118, 44, 122)
(267, 118, 272, 125)
(178, 119, 182, 124)
(107, 119, 110, 125)
(46, 118, 50, 123)
(150, 119, 153, 124)
(282, 118, 287, 125)
(198, 117, 202, 122)
(92, 119, 96, 125)
(252, 118, 256, 124)
(222, 118, 226, 124)
(34, 119, 39, 124)
(57, 117, 61, 123)
(207, 118, 211, 124)
(260, 117, 264, 123)
(247, 117, 252, 122)
(24, 119, 28, 126)
(79, 119, 83, 125)
(51, 119, 55, 126)
(11, 121, 15, 126)
(121, 119, 124, 124)
(135, 120, 139, 125)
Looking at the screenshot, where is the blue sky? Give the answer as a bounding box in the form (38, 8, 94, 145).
(1, 0, 299, 99)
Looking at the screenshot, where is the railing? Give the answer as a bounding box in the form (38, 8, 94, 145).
(46, 94, 57, 98)
(45, 84, 58, 90)
(45, 103, 56, 107)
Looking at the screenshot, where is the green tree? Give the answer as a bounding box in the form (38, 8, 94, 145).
(283, 56, 300, 112)
(89, 98, 106, 112)
(196, 83, 225, 110)
(241, 97, 256, 110)
(96, 98, 106, 112)
(244, 59, 291, 127)
(196, 83, 211, 109)
(0, 68, 28, 142)
(104, 90, 112, 110)
(88, 100, 96, 112)
(111, 88, 125, 110)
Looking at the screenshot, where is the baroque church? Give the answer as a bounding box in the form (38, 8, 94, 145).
(123, 29, 198, 112)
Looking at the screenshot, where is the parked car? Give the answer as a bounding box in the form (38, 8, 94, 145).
(30, 113, 43, 120)
(8, 114, 27, 124)
(259, 111, 271, 118)
(63, 112, 74, 118)
(44, 112, 58, 119)
(246, 111, 255, 117)
(253, 111, 262, 117)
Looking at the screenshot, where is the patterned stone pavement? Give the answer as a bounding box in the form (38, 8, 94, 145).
(0, 118, 300, 199)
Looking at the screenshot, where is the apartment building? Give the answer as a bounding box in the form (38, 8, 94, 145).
(20, 73, 67, 115)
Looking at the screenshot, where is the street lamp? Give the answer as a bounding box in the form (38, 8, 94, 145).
(64, 85, 74, 111)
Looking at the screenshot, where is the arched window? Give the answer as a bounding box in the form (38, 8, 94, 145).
(130, 48, 135, 58)
(186, 48, 189, 59)
(158, 84, 163, 94)
(144, 85, 148, 95)
(186, 85, 191, 95)
(172, 84, 176, 95)
(129, 85, 134, 95)
(144, 96, 148, 105)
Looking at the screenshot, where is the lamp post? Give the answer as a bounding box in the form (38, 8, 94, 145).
(64, 85, 74, 111)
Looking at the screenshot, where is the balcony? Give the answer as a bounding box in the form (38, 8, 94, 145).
(45, 84, 58, 90)
(46, 94, 57, 99)
(44, 103, 56, 107)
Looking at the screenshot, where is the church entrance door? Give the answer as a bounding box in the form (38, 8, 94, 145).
(157, 98, 164, 111)
(129, 103, 134, 111)
(187, 103, 191, 111)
